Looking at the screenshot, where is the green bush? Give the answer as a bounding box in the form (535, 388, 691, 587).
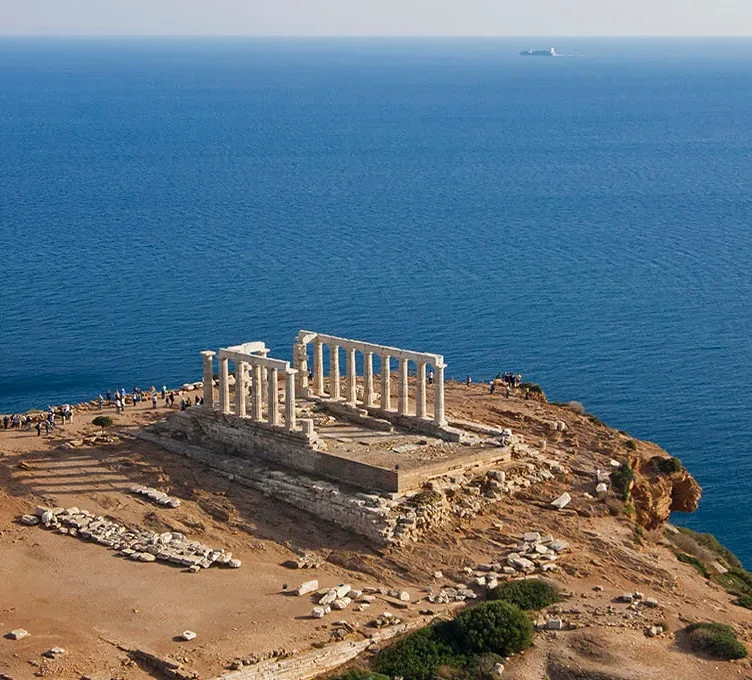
(734, 594, 752, 610)
(685, 622, 748, 660)
(373, 625, 460, 680)
(587, 414, 605, 427)
(677, 528, 743, 569)
(487, 579, 559, 610)
(92, 415, 113, 428)
(675, 552, 710, 579)
(331, 672, 390, 680)
(519, 382, 543, 394)
(625, 439, 637, 450)
(611, 463, 634, 500)
(451, 601, 533, 657)
(655, 456, 683, 474)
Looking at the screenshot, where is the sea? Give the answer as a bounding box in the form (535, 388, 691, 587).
(1, 37, 750, 563)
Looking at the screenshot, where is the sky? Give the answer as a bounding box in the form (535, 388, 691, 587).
(1, 0, 752, 37)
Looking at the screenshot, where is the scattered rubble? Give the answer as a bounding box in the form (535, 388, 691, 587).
(25, 507, 239, 570)
(129, 485, 181, 508)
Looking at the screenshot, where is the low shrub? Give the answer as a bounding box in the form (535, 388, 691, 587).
(685, 622, 748, 660)
(487, 579, 559, 610)
(610, 463, 634, 500)
(373, 625, 460, 680)
(625, 439, 637, 450)
(675, 551, 710, 579)
(734, 594, 752, 610)
(519, 382, 543, 394)
(92, 415, 113, 428)
(587, 414, 605, 427)
(451, 600, 534, 657)
(655, 456, 683, 474)
(331, 672, 390, 680)
(567, 401, 585, 414)
(677, 527, 743, 569)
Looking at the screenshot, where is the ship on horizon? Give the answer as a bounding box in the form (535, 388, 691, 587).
(520, 48, 557, 57)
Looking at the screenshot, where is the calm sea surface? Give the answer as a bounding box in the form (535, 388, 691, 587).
(1, 37, 751, 561)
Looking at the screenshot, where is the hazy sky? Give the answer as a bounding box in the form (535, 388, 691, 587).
(1, 0, 752, 37)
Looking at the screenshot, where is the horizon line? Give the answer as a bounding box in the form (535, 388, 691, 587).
(2, 33, 752, 39)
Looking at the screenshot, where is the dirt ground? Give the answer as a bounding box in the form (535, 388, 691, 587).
(1, 385, 752, 679)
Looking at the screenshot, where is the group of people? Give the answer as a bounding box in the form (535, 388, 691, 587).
(97, 385, 193, 413)
(2, 405, 72, 436)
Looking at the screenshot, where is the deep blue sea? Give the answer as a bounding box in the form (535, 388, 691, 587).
(1, 37, 750, 562)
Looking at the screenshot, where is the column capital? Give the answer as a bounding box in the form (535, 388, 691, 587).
(201, 350, 216, 358)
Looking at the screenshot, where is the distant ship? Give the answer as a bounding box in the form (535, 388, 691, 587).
(520, 48, 557, 57)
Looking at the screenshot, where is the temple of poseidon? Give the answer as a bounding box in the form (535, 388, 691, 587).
(141, 330, 565, 545)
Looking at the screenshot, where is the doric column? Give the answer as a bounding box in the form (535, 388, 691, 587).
(235, 361, 247, 417)
(252, 364, 263, 420)
(433, 362, 447, 427)
(259, 348, 270, 406)
(285, 369, 297, 431)
(314, 339, 325, 396)
(268, 367, 279, 425)
(294, 342, 309, 394)
(219, 356, 230, 414)
(398, 358, 409, 415)
(363, 351, 374, 407)
(330, 345, 341, 399)
(201, 351, 215, 409)
(346, 347, 357, 404)
(416, 361, 427, 418)
(380, 355, 391, 410)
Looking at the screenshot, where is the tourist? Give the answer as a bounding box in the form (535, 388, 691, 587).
(161, 385, 166, 400)
(427, 371, 434, 385)
(105, 390, 111, 402)
(35, 421, 42, 436)
(97, 395, 104, 410)
(489, 381, 495, 394)
(43, 420, 49, 435)
(151, 392, 158, 408)
(115, 397, 122, 414)
(466, 375, 472, 388)
(2, 415, 8, 430)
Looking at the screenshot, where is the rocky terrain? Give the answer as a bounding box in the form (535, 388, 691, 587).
(1, 381, 750, 680)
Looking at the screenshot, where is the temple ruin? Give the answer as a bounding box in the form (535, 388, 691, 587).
(141, 330, 527, 544)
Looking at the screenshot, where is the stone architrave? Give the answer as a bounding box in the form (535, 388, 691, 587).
(363, 351, 374, 407)
(416, 361, 427, 418)
(381, 355, 391, 410)
(219, 356, 230, 414)
(346, 347, 357, 404)
(201, 351, 215, 408)
(330, 345, 341, 399)
(398, 358, 409, 415)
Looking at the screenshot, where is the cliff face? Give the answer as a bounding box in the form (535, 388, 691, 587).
(628, 454, 702, 531)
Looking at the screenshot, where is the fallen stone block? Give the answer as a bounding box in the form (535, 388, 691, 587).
(550, 493, 571, 510)
(42, 647, 66, 658)
(311, 606, 327, 619)
(296, 580, 319, 596)
(7, 629, 29, 640)
(180, 630, 197, 641)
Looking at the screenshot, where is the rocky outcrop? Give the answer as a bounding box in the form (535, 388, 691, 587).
(628, 454, 701, 531)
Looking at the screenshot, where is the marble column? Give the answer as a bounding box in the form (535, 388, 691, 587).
(268, 367, 279, 425)
(294, 342, 309, 394)
(330, 345, 341, 399)
(259, 348, 270, 406)
(416, 361, 427, 418)
(314, 339, 324, 396)
(433, 362, 447, 427)
(285, 370, 297, 431)
(219, 356, 230, 414)
(346, 347, 357, 404)
(380, 355, 391, 410)
(235, 360, 247, 417)
(252, 364, 263, 421)
(363, 351, 374, 407)
(398, 358, 409, 415)
(201, 351, 215, 409)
